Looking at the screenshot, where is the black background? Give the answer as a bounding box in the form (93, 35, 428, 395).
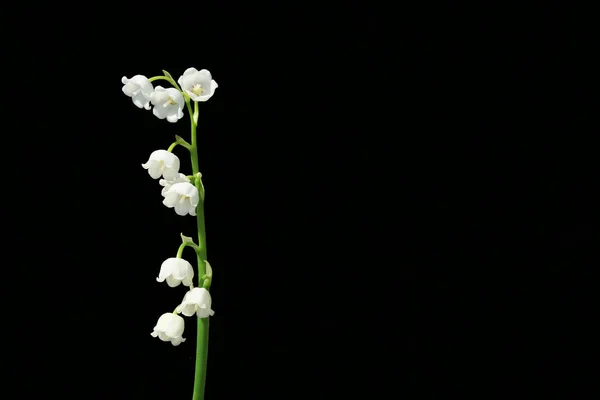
(4, 1, 596, 399)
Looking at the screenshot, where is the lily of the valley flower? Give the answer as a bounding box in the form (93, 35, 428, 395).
(157, 257, 194, 287)
(150, 86, 185, 122)
(162, 182, 199, 216)
(142, 150, 180, 180)
(178, 68, 218, 102)
(176, 287, 215, 318)
(159, 173, 190, 197)
(151, 313, 186, 346)
(121, 75, 154, 109)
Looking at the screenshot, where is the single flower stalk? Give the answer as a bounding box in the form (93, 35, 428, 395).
(124, 67, 218, 400)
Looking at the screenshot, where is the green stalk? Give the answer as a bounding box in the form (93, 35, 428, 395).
(189, 100, 209, 400)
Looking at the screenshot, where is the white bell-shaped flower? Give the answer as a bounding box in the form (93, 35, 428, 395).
(151, 313, 186, 346)
(159, 173, 190, 197)
(156, 257, 194, 287)
(150, 86, 185, 122)
(121, 75, 154, 110)
(141, 150, 180, 180)
(178, 68, 218, 102)
(176, 287, 215, 318)
(162, 182, 199, 216)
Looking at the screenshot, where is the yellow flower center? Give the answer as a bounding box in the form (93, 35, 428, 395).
(179, 195, 190, 204)
(191, 84, 205, 96)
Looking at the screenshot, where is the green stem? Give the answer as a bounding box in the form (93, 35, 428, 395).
(168, 142, 179, 153)
(176, 242, 199, 258)
(149, 75, 182, 91)
(190, 99, 209, 400)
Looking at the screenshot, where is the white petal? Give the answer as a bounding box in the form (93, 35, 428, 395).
(182, 269, 194, 286)
(157, 260, 173, 282)
(174, 202, 189, 216)
(153, 106, 166, 119)
(184, 67, 199, 76)
(165, 314, 185, 338)
(122, 82, 139, 97)
(147, 166, 162, 179)
(179, 68, 199, 90)
(166, 88, 183, 101)
(186, 287, 205, 303)
(162, 168, 179, 181)
(171, 336, 185, 346)
(132, 91, 149, 109)
(166, 275, 181, 287)
(166, 113, 179, 123)
(162, 192, 178, 208)
(154, 313, 174, 333)
(174, 182, 198, 197)
(181, 304, 196, 317)
(169, 258, 192, 280)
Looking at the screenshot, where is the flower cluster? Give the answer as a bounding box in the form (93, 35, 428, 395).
(123, 68, 217, 347)
(151, 258, 214, 346)
(141, 150, 199, 216)
(121, 68, 218, 123)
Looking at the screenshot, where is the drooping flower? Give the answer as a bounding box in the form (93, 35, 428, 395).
(176, 287, 215, 318)
(162, 182, 199, 216)
(150, 86, 185, 122)
(151, 313, 186, 346)
(178, 68, 218, 102)
(142, 150, 180, 180)
(121, 75, 154, 110)
(157, 257, 194, 287)
(159, 173, 190, 197)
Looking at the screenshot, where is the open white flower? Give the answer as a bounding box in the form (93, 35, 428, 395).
(176, 287, 215, 318)
(157, 257, 194, 287)
(159, 173, 190, 197)
(142, 150, 180, 180)
(151, 313, 186, 346)
(162, 182, 199, 216)
(150, 86, 185, 122)
(121, 75, 154, 109)
(178, 68, 218, 102)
